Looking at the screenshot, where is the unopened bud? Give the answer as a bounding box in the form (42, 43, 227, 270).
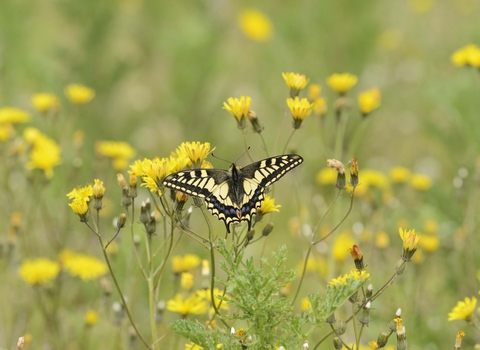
(349, 158, 359, 188)
(146, 212, 156, 236)
(174, 191, 188, 212)
(129, 173, 138, 198)
(116, 173, 128, 189)
(156, 300, 165, 323)
(366, 284, 373, 299)
(117, 213, 127, 229)
(140, 201, 150, 224)
(377, 332, 389, 348)
(334, 320, 346, 335)
(359, 301, 371, 325)
(454, 331, 465, 349)
(333, 337, 343, 350)
(348, 244, 365, 271)
(302, 340, 309, 349)
(326, 313, 336, 324)
(327, 159, 346, 189)
(246, 230, 255, 242)
(248, 110, 264, 133)
(262, 223, 274, 237)
(121, 188, 132, 207)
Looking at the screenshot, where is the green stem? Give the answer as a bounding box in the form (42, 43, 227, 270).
(282, 128, 297, 154)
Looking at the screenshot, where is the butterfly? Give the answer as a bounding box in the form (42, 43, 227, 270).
(162, 154, 303, 233)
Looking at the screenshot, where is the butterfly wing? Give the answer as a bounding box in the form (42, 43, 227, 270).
(240, 154, 304, 187)
(162, 154, 303, 233)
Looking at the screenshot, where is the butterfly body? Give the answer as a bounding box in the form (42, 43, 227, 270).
(162, 154, 303, 232)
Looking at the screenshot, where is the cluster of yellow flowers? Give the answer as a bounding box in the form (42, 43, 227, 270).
(129, 141, 213, 196)
(317, 165, 433, 196)
(96, 140, 136, 170)
(451, 44, 480, 68)
(19, 249, 107, 285)
(23, 127, 62, 179)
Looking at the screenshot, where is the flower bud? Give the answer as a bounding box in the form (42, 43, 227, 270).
(262, 222, 274, 237)
(377, 332, 389, 348)
(156, 300, 165, 323)
(146, 212, 156, 236)
(117, 213, 127, 229)
(333, 337, 343, 350)
(121, 188, 132, 207)
(116, 173, 128, 189)
(129, 173, 138, 198)
(140, 200, 150, 224)
(326, 313, 336, 324)
(359, 301, 371, 325)
(327, 159, 346, 189)
(349, 158, 359, 188)
(348, 244, 364, 271)
(248, 110, 264, 133)
(333, 320, 346, 335)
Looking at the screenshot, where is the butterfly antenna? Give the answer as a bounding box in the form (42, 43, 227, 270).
(211, 147, 251, 165)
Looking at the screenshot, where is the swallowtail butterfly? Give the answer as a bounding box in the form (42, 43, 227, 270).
(162, 154, 303, 232)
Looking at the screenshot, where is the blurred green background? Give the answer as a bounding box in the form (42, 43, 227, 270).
(2, 0, 480, 348)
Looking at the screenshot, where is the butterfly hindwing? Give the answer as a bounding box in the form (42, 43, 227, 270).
(162, 154, 303, 232)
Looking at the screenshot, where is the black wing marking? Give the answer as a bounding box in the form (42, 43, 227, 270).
(162, 154, 303, 233)
(240, 154, 304, 187)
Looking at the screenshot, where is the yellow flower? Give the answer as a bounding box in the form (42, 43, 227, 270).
(96, 141, 136, 171)
(410, 173, 432, 191)
(133, 158, 173, 196)
(19, 258, 60, 285)
(326, 73, 358, 95)
(238, 9, 273, 42)
(63, 253, 108, 281)
(0, 107, 31, 124)
(332, 230, 356, 262)
(448, 297, 477, 321)
(223, 96, 252, 129)
(92, 179, 105, 198)
(361, 169, 389, 188)
(286, 97, 313, 129)
(282, 72, 310, 97)
(85, 309, 99, 326)
(175, 141, 215, 168)
(419, 234, 440, 253)
(64, 84, 95, 105)
(181, 272, 194, 292)
(301, 297, 312, 313)
(357, 88, 381, 115)
(31, 93, 60, 113)
(312, 97, 327, 116)
(308, 84, 322, 100)
(329, 270, 370, 287)
(25, 132, 62, 179)
(0, 123, 15, 142)
(197, 288, 229, 312)
(399, 227, 420, 261)
(68, 198, 89, 219)
(166, 293, 208, 316)
(375, 231, 390, 249)
(451, 44, 480, 67)
(67, 184, 93, 201)
(316, 168, 337, 185)
(258, 195, 281, 215)
(389, 166, 411, 184)
(172, 254, 201, 274)
(185, 343, 203, 350)
(423, 220, 438, 234)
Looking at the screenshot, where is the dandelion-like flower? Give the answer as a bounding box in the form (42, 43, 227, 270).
(166, 293, 208, 317)
(172, 254, 201, 275)
(31, 93, 60, 113)
(410, 173, 432, 191)
(0, 107, 31, 124)
(238, 9, 273, 42)
(96, 141, 136, 171)
(451, 44, 480, 68)
(175, 141, 215, 168)
(326, 73, 358, 95)
(328, 270, 370, 287)
(301, 297, 312, 313)
(389, 166, 412, 184)
(308, 84, 322, 100)
(257, 195, 281, 216)
(357, 88, 381, 116)
(185, 343, 203, 350)
(399, 227, 420, 261)
(223, 96, 252, 129)
(24, 130, 62, 179)
(62, 253, 108, 281)
(312, 97, 327, 117)
(197, 288, 229, 313)
(19, 258, 60, 285)
(282, 72, 310, 97)
(286, 97, 313, 129)
(0, 124, 15, 142)
(65, 84, 95, 105)
(85, 310, 99, 326)
(448, 297, 477, 321)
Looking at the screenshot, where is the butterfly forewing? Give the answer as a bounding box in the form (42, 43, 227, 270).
(162, 154, 303, 232)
